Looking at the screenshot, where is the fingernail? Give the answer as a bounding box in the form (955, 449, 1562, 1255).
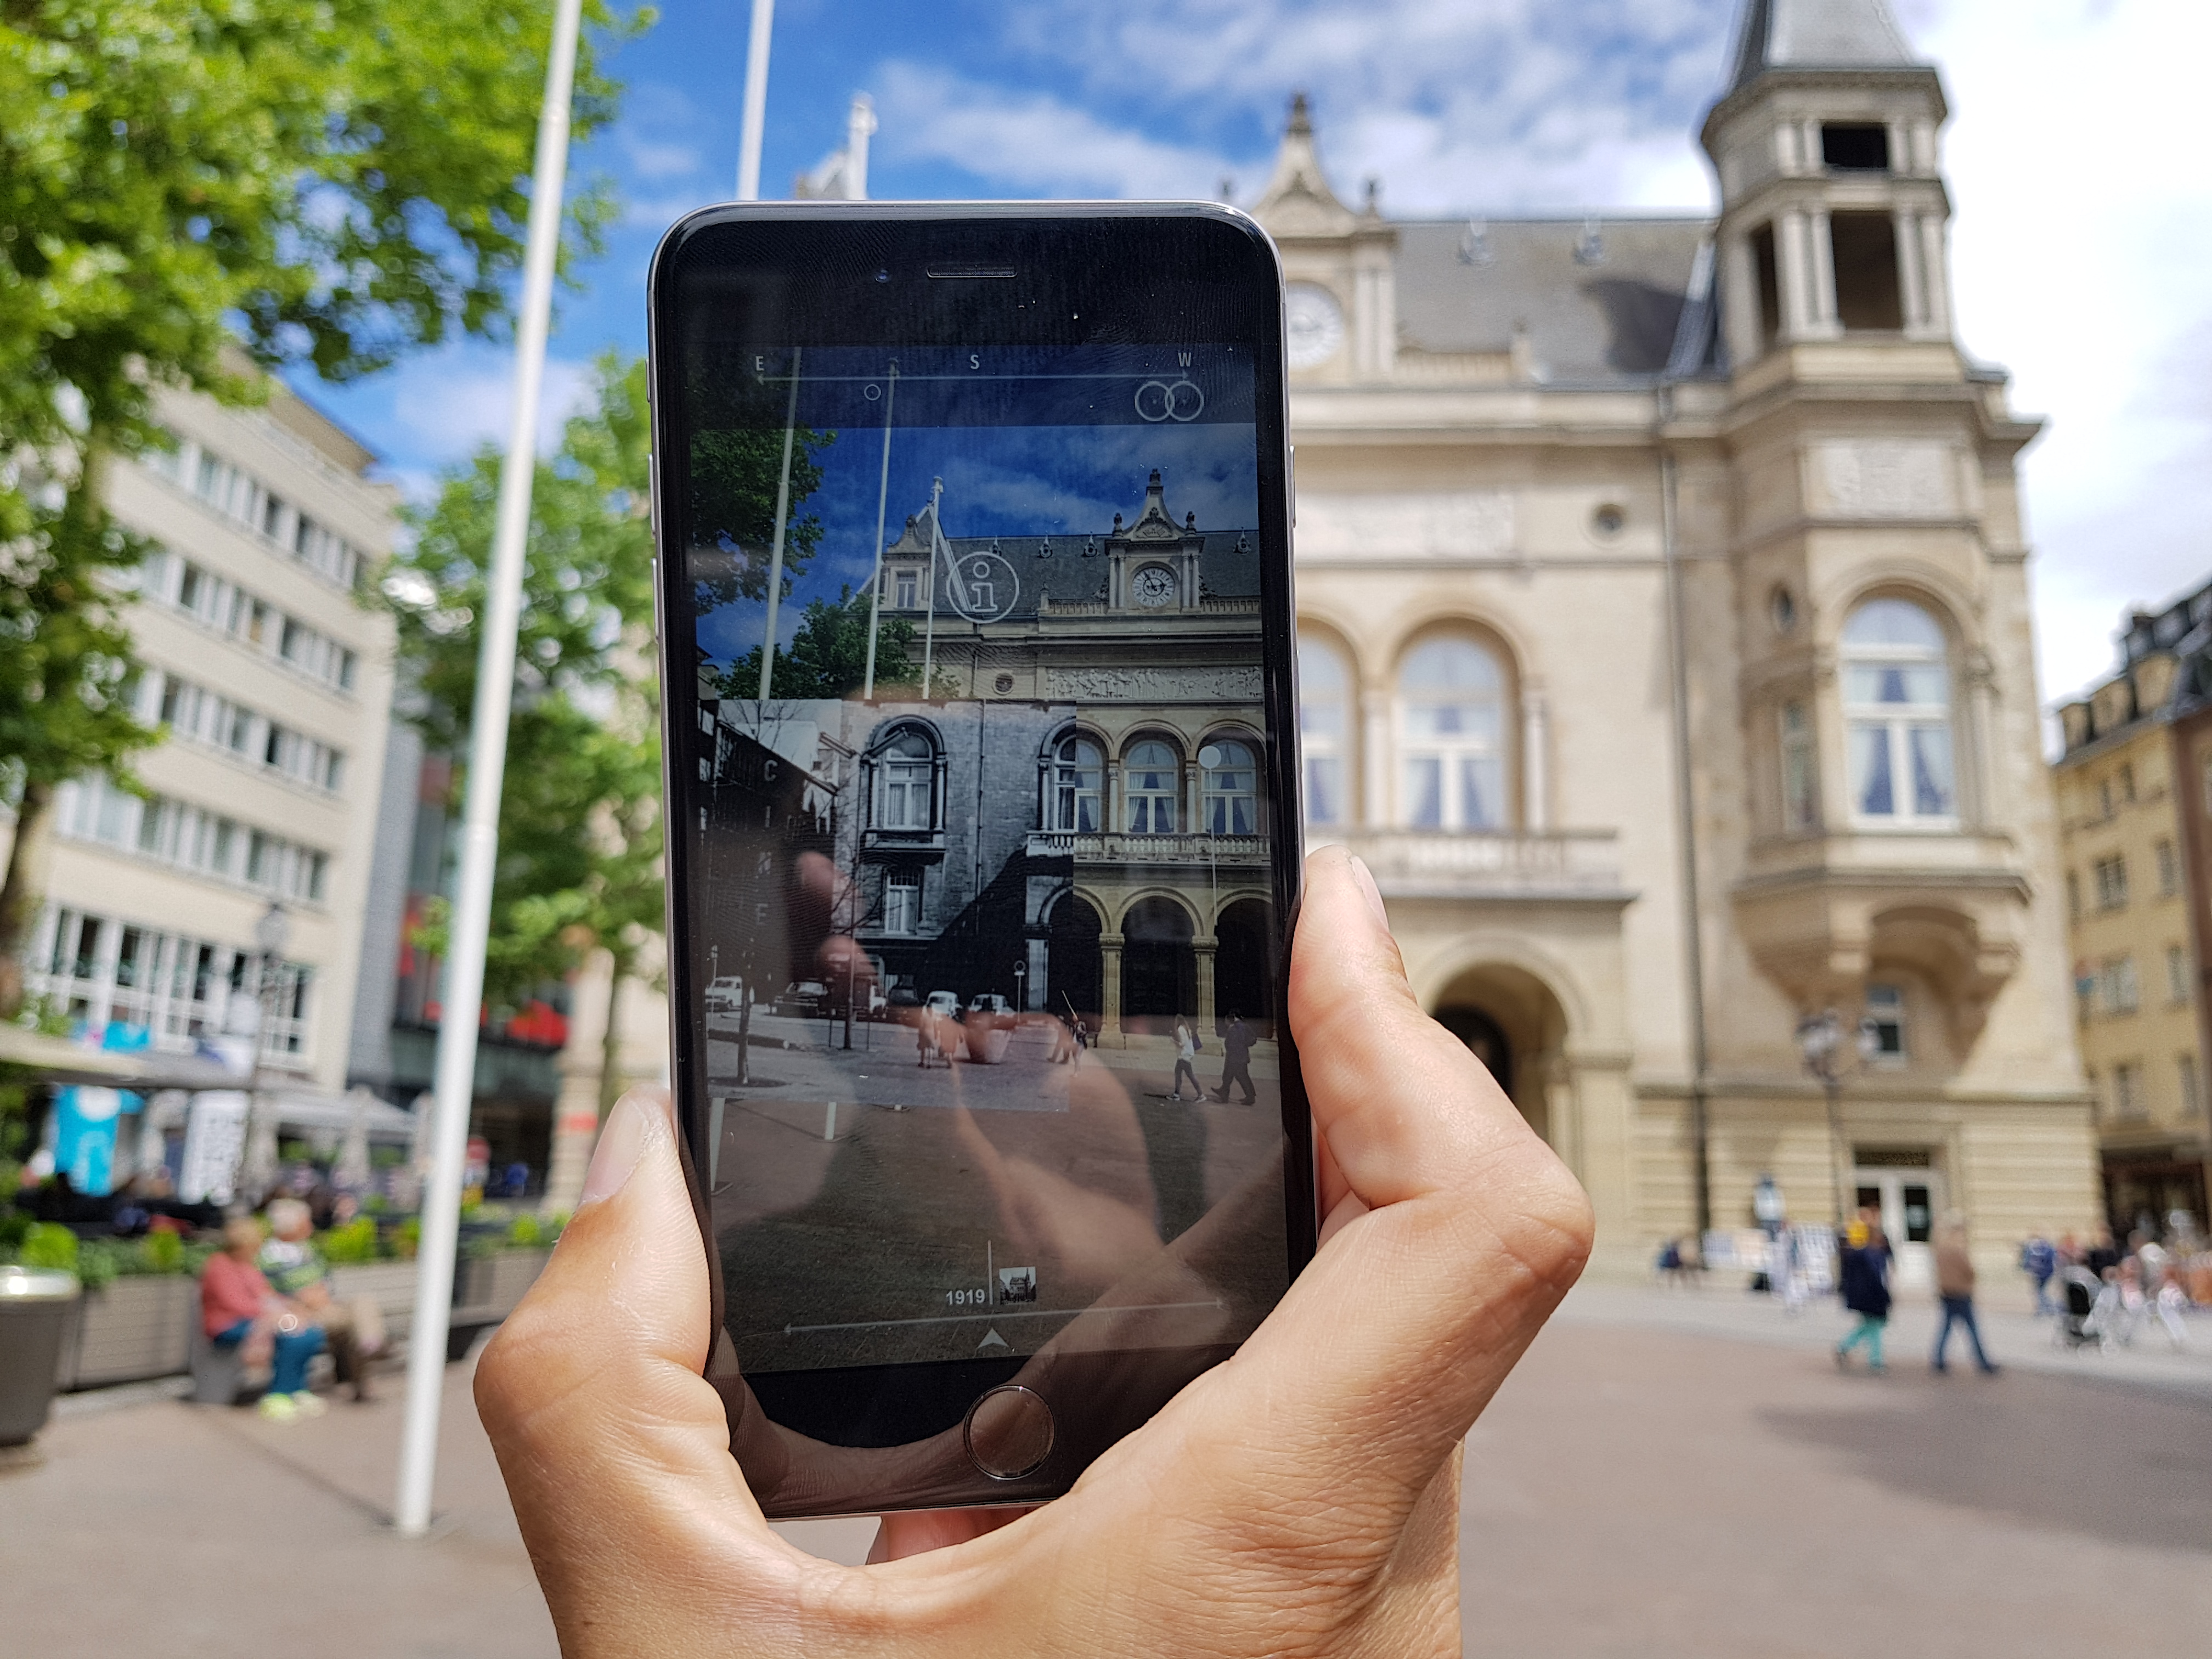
(1348, 855, 1390, 932)
(578, 1093, 657, 1207)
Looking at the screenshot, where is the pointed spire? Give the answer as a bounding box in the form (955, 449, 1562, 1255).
(1726, 0, 1918, 93)
(1251, 91, 1359, 239)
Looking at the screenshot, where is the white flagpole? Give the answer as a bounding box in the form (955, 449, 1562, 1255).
(757, 351, 801, 702)
(736, 0, 775, 200)
(861, 363, 897, 699)
(393, 0, 583, 1541)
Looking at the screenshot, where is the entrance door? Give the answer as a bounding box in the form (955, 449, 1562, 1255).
(1853, 1166, 1940, 1293)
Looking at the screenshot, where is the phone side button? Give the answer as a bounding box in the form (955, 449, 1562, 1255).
(963, 1384, 1054, 1481)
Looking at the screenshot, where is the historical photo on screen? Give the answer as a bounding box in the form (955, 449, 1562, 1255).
(676, 346, 1292, 1372)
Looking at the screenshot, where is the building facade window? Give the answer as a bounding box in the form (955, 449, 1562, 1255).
(30, 906, 310, 1059)
(1126, 740, 1180, 834)
(1398, 636, 1506, 831)
(55, 774, 328, 901)
(2102, 956, 2140, 1016)
(2111, 1061, 2141, 1120)
(1297, 634, 1351, 826)
(1780, 701, 1818, 832)
(894, 570, 917, 610)
(2169, 945, 2192, 1006)
(2156, 838, 2179, 897)
(2182, 1053, 2204, 1119)
(874, 731, 936, 830)
(1051, 736, 1103, 832)
(884, 872, 921, 935)
(1842, 599, 1955, 826)
(2067, 871, 2082, 919)
(1200, 738, 1258, 836)
(1864, 984, 1906, 1062)
(2094, 855, 2128, 910)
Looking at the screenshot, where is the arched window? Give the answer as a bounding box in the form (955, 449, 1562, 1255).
(1297, 634, 1350, 826)
(1200, 737, 1258, 835)
(874, 729, 935, 829)
(1398, 637, 1506, 830)
(1052, 735, 1103, 832)
(1126, 740, 1180, 834)
(1842, 599, 1955, 825)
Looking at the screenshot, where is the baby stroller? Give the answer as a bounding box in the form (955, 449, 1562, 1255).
(2052, 1266, 2111, 1352)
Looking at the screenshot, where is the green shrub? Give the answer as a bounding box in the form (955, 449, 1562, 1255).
(506, 1214, 544, 1248)
(20, 1221, 78, 1274)
(396, 1215, 421, 1259)
(319, 1217, 381, 1265)
(0, 1211, 30, 1257)
(139, 1228, 184, 1274)
(75, 1237, 128, 1290)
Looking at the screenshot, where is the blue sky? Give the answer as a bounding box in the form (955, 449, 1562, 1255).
(300, 0, 2212, 708)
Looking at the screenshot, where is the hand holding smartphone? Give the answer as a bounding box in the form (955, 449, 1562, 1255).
(646, 204, 1317, 1516)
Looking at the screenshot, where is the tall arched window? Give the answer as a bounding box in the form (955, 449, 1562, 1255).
(1200, 737, 1257, 835)
(1126, 740, 1180, 834)
(875, 730, 935, 829)
(1052, 735, 1103, 832)
(1297, 634, 1350, 826)
(1398, 637, 1506, 830)
(1842, 598, 1955, 825)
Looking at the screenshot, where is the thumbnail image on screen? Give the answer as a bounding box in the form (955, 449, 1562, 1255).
(675, 344, 1290, 1373)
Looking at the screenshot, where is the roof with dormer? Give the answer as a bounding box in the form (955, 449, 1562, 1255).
(878, 471, 1261, 617)
(1725, 0, 1918, 92)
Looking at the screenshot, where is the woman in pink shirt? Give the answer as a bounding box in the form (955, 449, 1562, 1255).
(199, 1216, 324, 1421)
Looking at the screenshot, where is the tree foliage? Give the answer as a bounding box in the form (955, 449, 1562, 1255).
(716, 586, 941, 702)
(381, 355, 664, 1082)
(687, 426, 833, 611)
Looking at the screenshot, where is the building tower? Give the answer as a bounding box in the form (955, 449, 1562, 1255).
(1691, 0, 2091, 1267)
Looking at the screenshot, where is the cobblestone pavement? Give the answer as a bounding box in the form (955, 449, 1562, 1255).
(4, 1288, 2207, 1657)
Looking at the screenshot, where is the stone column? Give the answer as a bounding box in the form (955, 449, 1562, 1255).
(1895, 210, 1929, 332)
(1805, 207, 1838, 333)
(1917, 214, 1951, 336)
(1779, 208, 1814, 338)
(1363, 697, 1392, 827)
(1722, 232, 1763, 370)
(1521, 683, 1549, 832)
(1099, 931, 1125, 1044)
(1194, 937, 1217, 1031)
(1025, 934, 1050, 1012)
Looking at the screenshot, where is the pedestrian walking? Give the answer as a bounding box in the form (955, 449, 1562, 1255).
(1931, 1212, 1999, 1375)
(1835, 1210, 1892, 1373)
(2019, 1229, 2057, 1315)
(1171, 1019, 1203, 1102)
(1211, 1012, 1257, 1104)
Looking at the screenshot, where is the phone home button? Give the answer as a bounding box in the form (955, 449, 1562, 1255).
(963, 1385, 1054, 1480)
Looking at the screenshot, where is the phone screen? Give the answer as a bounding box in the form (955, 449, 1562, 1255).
(653, 213, 1307, 1483)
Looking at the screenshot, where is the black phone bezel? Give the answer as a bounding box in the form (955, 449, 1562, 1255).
(645, 201, 1317, 1513)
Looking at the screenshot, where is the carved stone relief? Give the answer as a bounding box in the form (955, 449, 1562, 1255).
(1045, 665, 1264, 702)
(1292, 491, 1515, 560)
(1819, 441, 1955, 518)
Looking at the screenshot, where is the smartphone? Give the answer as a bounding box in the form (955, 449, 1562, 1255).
(646, 202, 1315, 1519)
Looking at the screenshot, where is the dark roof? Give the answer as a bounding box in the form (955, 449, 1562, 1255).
(1393, 217, 1721, 382)
(879, 472, 1261, 617)
(1726, 0, 1917, 93)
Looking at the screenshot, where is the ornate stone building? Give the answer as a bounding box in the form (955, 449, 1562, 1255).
(1269, 0, 2096, 1279)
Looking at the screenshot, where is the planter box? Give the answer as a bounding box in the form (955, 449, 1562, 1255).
(329, 1261, 423, 1324)
(59, 1276, 196, 1391)
(453, 1248, 550, 1318)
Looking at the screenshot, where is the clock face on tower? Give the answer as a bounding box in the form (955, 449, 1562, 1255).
(1131, 564, 1178, 608)
(1284, 282, 1345, 369)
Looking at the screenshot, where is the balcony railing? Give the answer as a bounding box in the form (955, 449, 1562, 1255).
(1307, 828, 1626, 899)
(1025, 831, 1270, 866)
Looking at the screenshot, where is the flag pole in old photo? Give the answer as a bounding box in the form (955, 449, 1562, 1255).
(862, 363, 898, 699)
(756, 351, 802, 701)
(393, 0, 582, 1540)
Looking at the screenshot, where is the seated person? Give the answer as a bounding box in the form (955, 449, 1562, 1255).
(201, 1216, 325, 1422)
(259, 1198, 386, 1401)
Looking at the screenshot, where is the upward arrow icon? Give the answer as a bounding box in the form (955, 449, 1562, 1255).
(977, 1328, 1009, 1352)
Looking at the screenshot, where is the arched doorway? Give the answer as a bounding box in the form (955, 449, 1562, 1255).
(1121, 896, 1195, 1034)
(1045, 893, 1102, 1022)
(1214, 896, 1274, 1036)
(1430, 961, 1570, 1146)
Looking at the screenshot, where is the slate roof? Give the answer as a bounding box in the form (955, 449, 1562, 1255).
(1726, 0, 1918, 92)
(879, 474, 1262, 616)
(1393, 217, 1721, 382)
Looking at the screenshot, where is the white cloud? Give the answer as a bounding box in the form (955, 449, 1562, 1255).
(873, 63, 1234, 198)
(621, 132, 704, 182)
(388, 352, 598, 464)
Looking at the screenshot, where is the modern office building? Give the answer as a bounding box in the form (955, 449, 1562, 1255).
(2053, 585, 2212, 1237)
(10, 373, 400, 1181)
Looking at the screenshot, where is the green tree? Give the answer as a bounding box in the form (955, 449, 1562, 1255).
(0, 0, 639, 1017)
(382, 354, 665, 1117)
(716, 586, 939, 702)
(688, 426, 833, 612)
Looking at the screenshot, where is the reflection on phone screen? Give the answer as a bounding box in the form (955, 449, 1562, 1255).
(677, 343, 1291, 1383)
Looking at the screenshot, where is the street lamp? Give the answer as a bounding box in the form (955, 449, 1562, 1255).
(1796, 1006, 1881, 1226)
(1013, 961, 1027, 1015)
(240, 902, 291, 1203)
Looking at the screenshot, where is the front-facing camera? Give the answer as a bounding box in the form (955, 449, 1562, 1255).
(873, 268, 890, 284)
